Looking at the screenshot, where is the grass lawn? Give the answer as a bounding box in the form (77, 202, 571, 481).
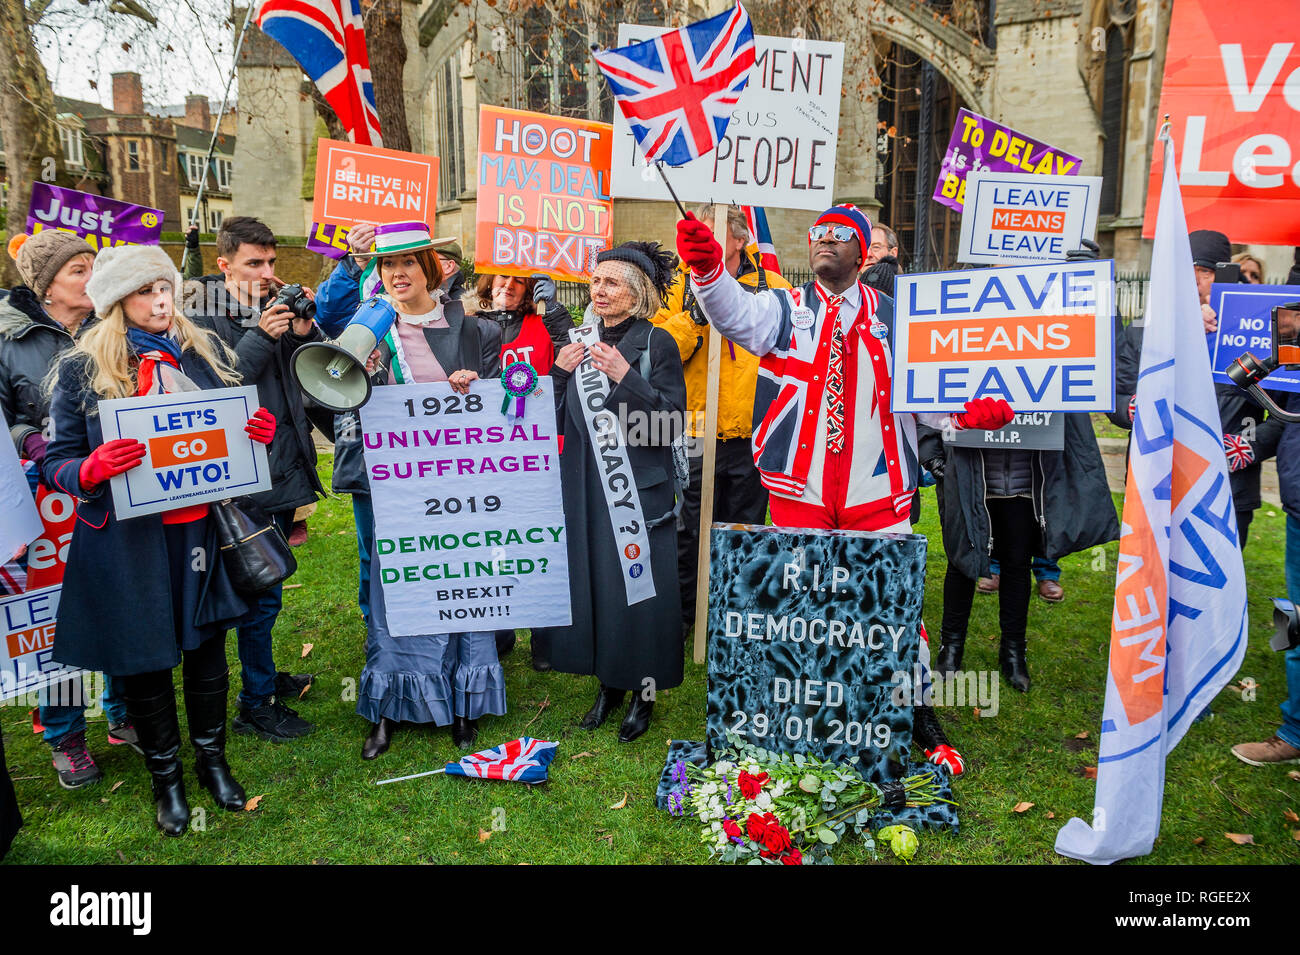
(4, 457, 1298, 865)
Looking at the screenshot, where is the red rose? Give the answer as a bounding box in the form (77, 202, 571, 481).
(781, 848, 803, 866)
(722, 818, 743, 841)
(737, 771, 769, 800)
(762, 823, 793, 854)
(745, 812, 768, 842)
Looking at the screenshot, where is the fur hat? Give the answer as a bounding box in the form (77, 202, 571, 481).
(85, 244, 181, 316)
(6, 230, 95, 298)
(811, 204, 873, 259)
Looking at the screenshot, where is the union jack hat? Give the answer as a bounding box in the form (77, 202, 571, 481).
(810, 204, 872, 256)
(364, 221, 457, 257)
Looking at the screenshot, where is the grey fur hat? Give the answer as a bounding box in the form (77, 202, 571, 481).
(85, 244, 182, 315)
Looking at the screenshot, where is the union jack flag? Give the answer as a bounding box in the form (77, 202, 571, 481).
(1222, 432, 1255, 472)
(593, 4, 755, 167)
(443, 737, 558, 785)
(255, 0, 382, 146)
(743, 205, 781, 275)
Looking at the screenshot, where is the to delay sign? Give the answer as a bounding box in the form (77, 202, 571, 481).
(958, 172, 1101, 265)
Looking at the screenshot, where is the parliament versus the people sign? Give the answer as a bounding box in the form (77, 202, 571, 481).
(359, 380, 571, 636)
(609, 28, 843, 211)
(97, 386, 271, 519)
(475, 106, 613, 282)
(957, 172, 1101, 265)
(892, 261, 1115, 413)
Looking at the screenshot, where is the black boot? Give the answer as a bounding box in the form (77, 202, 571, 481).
(184, 670, 246, 811)
(618, 695, 654, 743)
(912, 704, 965, 776)
(934, 631, 966, 676)
(452, 715, 478, 749)
(361, 717, 396, 760)
(125, 685, 190, 836)
(530, 628, 552, 672)
(579, 685, 626, 730)
(1000, 636, 1031, 692)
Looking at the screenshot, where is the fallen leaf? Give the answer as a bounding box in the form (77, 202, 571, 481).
(1224, 832, 1255, 845)
(1013, 801, 1034, 813)
(972, 707, 981, 717)
(478, 829, 491, 842)
(1075, 731, 1090, 739)
(100, 798, 109, 803)
(1193, 836, 1205, 845)
(1290, 770, 1300, 782)
(598, 834, 613, 846)
(244, 794, 265, 812)
(1293, 830, 1300, 842)
(301, 643, 313, 659)
(569, 751, 595, 760)
(1045, 811, 1055, 819)
(1284, 809, 1299, 823)
(284, 583, 303, 590)
(609, 793, 629, 810)
(110, 780, 123, 793)
(298, 680, 312, 700)
(1083, 766, 1098, 780)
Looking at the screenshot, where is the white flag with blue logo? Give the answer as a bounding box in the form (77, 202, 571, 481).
(1054, 127, 1248, 864)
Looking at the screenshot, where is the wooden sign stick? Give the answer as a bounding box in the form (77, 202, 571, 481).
(692, 205, 727, 665)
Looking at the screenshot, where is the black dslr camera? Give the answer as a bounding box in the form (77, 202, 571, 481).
(269, 283, 317, 322)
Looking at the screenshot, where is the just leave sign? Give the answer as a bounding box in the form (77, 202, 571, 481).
(1142, 0, 1300, 244)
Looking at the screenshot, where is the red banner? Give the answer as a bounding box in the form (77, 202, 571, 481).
(1142, 0, 1300, 244)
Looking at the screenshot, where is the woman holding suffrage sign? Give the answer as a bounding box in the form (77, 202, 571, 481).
(549, 242, 687, 743)
(354, 223, 505, 759)
(42, 244, 276, 835)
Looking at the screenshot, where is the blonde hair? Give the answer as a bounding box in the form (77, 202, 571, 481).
(51, 304, 239, 402)
(1232, 251, 1264, 281)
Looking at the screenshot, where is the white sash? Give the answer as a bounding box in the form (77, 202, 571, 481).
(569, 314, 656, 605)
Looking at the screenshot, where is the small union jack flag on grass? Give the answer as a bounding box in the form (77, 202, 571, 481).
(444, 738, 559, 784)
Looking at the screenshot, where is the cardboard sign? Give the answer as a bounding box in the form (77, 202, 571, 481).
(706, 526, 925, 783)
(0, 585, 81, 702)
(1141, 0, 1300, 244)
(475, 106, 613, 282)
(0, 422, 42, 562)
(311, 139, 439, 228)
(933, 108, 1083, 213)
(892, 261, 1116, 413)
(957, 172, 1101, 265)
(306, 221, 352, 260)
(610, 28, 843, 212)
(25, 183, 163, 249)
(944, 411, 1066, 450)
(1208, 283, 1300, 393)
(359, 380, 571, 636)
(97, 386, 270, 519)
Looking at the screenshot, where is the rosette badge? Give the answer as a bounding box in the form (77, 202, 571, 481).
(501, 361, 539, 418)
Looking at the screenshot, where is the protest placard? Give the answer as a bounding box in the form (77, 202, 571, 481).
(0, 422, 42, 564)
(957, 172, 1101, 265)
(360, 380, 570, 636)
(97, 386, 270, 519)
(311, 139, 439, 228)
(1208, 283, 1300, 393)
(609, 28, 843, 211)
(892, 261, 1115, 413)
(476, 106, 613, 282)
(944, 411, 1066, 450)
(0, 585, 81, 703)
(933, 108, 1083, 213)
(305, 221, 352, 260)
(706, 526, 926, 782)
(1142, 0, 1300, 244)
(25, 183, 163, 249)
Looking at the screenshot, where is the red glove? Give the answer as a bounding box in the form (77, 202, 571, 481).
(78, 438, 146, 491)
(245, 407, 276, 445)
(675, 213, 723, 276)
(952, 397, 1014, 431)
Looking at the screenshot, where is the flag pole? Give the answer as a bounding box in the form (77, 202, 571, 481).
(375, 768, 447, 786)
(654, 162, 690, 219)
(180, 2, 257, 274)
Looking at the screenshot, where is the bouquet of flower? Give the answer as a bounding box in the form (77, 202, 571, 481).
(666, 734, 953, 865)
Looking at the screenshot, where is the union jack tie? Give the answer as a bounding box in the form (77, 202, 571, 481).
(825, 295, 846, 454)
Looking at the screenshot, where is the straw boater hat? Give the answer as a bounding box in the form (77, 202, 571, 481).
(361, 221, 458, 257)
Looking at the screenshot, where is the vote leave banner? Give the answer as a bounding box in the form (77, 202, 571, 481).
(933, 108, 1083, 212)
(610, 28, 843, 212)
(97, 386, 271, 519)
(892, 261, 1116, 413)
(311, 139, 439, 228)
(359, 380, 571, 636)
(957, 172, 1101, 265)
(476, 106, 613, 282)
(0, 585, 80, 702)
(1208, 283, 1300, 393)
(1142, 0, 1300, 244)
(26, 183, 163, 249)
(305, 221, 352, 260)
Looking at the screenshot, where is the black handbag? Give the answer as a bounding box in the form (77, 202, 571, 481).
(212, 497, 297, 595)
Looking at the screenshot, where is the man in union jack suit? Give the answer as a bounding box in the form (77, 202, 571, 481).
(676, 204, 1015, 776)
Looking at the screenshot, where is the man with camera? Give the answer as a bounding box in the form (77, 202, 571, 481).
(184, 216, 320, 742)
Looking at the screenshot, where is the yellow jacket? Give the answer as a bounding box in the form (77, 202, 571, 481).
(652, 245, 790, 440)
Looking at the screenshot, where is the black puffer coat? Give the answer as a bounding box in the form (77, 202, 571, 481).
(0, 286, 93, 453)
(937, 413, 1120, 581)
